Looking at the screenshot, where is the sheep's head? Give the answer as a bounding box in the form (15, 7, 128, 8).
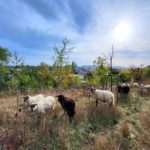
(30, 104, 37, 112)
(90, 87, 96, 94)
(56, 95, 65, 103)
(22, 95, 29, 102)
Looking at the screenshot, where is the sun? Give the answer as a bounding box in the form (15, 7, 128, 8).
(114, 22, 131, 40)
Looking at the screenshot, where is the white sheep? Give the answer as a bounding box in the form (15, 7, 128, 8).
(138, 84, 150, 95)
(133, 82, 139, 88)
(91, 87, 115, 106)
(23, 94, 44, 106)
(30, 96, 56, 124)
(143, 84, 150, 89)
(142, 84, 150, 93)
(31, 96, 56, 113)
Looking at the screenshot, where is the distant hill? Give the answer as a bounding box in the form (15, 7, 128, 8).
(77, 65, 128, 71)
(77, 65, 96, 71)
(112, 66, 128, 70)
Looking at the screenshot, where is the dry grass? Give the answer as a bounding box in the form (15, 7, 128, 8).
(0, 88, 149, 149)
(138, 108, 150, 149)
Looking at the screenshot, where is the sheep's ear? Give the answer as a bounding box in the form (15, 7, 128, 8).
(91, 87, 96, 90)
(23, 95, 29, 102)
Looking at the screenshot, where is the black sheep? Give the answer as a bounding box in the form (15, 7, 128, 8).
(56, 95, 75, 122)
(118, 84, 130, 94)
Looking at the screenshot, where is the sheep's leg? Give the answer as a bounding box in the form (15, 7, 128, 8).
(37, 115, 40, 126)
(109, 101, 112, 107)
(96, 99, 98, 107)
(69, 117, 72, 123)
(64, 111, 67, 117)
(53, 102, 56, 110)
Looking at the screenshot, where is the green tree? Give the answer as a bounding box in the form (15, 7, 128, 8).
(93, 57, 110, 89)
(10, 51, 24, 66)
(9, 52, 24, 93)
(129, 65, 144, 83)
(119, 70, 131, 83)
(72, 61, 78, 74)
(0, 64, 10, 92)
(0, 46, 11, 64)
(36, 62, 51, 90)
(52, 38, 74, 87)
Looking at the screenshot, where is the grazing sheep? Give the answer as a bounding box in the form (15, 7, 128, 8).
(118, 83, 130, 94)
(133, 82, 139, 88)
(23, 94, 44, 106)
(29, 96, 56, 125)
(142, 84, 150, 93)
(143, 84, 150, 89)
(56, 95, 75, 122)
(31, 96, 56, 113)
(91, 87, 115, 107)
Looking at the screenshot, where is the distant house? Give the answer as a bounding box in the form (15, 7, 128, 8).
(78, 70, 90, 78)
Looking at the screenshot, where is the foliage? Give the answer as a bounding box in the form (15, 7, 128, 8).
(72, 61, 78, 74)
(0, 64, 10, 91)
(0, 44, 150, 94)
(52, 38, 74, 87)
(84, 71, 96, 85)
(119, 70, 131, 83)
(129, 65, 144, 82)
(0, 46, 11, 64)
(93, 57, 110, 88)
(53, 38, 74, 67)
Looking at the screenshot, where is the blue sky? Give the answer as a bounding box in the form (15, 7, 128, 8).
(0, 0, 150, 67)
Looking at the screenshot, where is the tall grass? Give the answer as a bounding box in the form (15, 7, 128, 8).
(0, 88, 149, 149)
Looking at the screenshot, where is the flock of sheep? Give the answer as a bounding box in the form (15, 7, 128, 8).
(22, 94, 75, 123)
(20, 87, 116, 124)
(118, 82, 150, 94)
(19, 83, 150, 124)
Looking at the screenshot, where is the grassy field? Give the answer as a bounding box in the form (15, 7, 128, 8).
(0, 88, 150, 150)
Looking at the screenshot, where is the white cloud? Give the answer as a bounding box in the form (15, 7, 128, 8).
(0, 0, 150, 66)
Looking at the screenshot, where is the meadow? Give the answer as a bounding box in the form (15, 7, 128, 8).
(0, 87, 149, 150)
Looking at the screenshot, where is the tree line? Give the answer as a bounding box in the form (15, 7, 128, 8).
(0, 39, 150, 95)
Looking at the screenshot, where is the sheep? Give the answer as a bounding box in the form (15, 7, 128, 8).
(90, 87, 115, 107)
(142, 84, 150, 93)
(143, 84, 150, 89)
(118, 83, 130, 94)
(56, 95, 75, 123)
(30, 96, 56, 124)
(133, 82, 139, 88)
(122, 83, 130, 87)
(23, 94, 44, 106)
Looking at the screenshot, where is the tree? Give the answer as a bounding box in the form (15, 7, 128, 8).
(129, 65, 144, 83)
(53, 38, 74, 67)
(119, 70, 131, 83)
(93, 57, 108, 67)
(72, 61, 78, 74)
(0, 46, 11, 64)
(93, 57, 110, 89)
(103, 46, 114, 91)
(10, 51, 24, 67)
(36, 62, 51, 90)
(52, 38, 74, 87)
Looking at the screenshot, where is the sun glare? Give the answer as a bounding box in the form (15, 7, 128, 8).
(114, 22, 131, 40)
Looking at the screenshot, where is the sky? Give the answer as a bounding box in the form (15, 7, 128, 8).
(0, 0, 150, 67)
